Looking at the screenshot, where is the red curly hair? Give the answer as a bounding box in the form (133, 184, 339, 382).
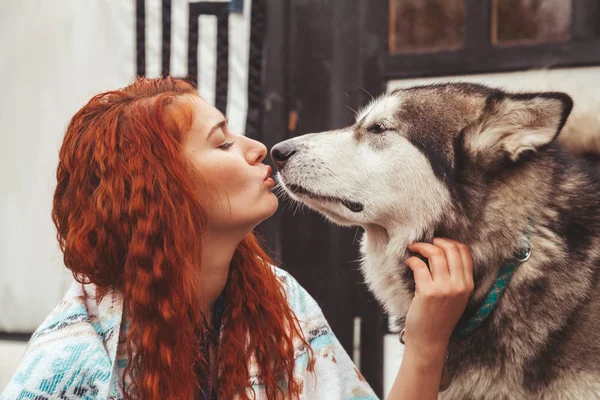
(52, 77, 311, 399)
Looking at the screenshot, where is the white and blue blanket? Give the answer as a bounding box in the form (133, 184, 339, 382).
(1, 267, 378, 400)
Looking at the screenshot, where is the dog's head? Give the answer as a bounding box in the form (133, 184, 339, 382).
(272, 83, 572, 237)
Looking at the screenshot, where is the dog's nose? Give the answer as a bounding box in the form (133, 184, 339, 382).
(270, 142, 297, 169)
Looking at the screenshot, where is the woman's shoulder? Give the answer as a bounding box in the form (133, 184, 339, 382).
(1, 282, 123, 400)
(271, 266, 300, 294)
(271, 266, 323, 317)
(270, 265, 334, 352)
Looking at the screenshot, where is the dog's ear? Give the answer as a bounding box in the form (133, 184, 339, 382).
(464, 91, 573, 163)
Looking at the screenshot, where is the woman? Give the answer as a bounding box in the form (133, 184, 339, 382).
(1, 77, 473, 400)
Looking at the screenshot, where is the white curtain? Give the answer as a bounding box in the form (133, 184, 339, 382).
(0, 0, 253, 332)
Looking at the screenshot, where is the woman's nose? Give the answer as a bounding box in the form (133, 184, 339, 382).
(248, 139, 267, 164)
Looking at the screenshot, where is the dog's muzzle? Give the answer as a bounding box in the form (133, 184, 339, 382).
(270, 141, 365, 214)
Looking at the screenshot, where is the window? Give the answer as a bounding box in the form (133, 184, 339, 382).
(493, 0, 573, 45)
(384, 0, 600, 79)
(389, 0, 465, 53)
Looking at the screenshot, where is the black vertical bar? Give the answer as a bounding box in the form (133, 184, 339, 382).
(215, 7, 229, 115)
(244, 0, 266, 141)
(572, 0, 600, 40)
(464, 0, 493, 48)
(161, 0, 172, 76)
(136, 0, 146, 76)
(187, 3, 199, 83)
(187, 3, 230, 112)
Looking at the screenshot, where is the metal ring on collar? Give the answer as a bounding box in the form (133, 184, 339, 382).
(514, 247, 532, 262)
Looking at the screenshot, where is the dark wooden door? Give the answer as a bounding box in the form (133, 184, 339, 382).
(252, 0, 390, 396)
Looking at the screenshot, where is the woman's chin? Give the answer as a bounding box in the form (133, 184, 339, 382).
(247, 194, 279, 230)
(262, 193, 279, 219)
(213, 194, 279, 236)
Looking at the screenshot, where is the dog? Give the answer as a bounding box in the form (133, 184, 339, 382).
(271, 82, 600, 399)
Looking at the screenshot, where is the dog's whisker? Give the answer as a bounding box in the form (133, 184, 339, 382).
(352, 227, 361, 245)
(346, 105, 358, 118)
(357, 85, 374, 101)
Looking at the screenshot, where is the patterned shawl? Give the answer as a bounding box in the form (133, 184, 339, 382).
(1, 267, 378, 400)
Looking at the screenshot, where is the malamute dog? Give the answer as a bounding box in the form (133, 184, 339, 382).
(271, 83, 600, 399)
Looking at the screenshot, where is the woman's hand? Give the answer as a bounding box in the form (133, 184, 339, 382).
(403, 238, 474, 355)
(387, 238, 474, 400)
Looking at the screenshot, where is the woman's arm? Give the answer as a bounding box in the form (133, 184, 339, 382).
(387, 238, 474, 400)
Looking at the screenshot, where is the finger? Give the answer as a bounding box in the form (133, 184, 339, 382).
(444, 238, 474, 288)
(432, 238, 464, 280)
(407, 242, 450, 280)
(405, 256, 433, 288)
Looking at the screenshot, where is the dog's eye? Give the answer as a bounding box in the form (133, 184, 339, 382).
(367, 123, 387, 134)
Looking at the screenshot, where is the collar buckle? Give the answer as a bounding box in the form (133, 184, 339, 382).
(514, 246, 532, 262)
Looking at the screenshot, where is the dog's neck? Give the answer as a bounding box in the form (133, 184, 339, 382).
(360, 206, 539, 319)
(360, 223, 428, 316)
(358, 152, 595, 321)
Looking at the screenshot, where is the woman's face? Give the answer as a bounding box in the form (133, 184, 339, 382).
(182, 96, 277, 234)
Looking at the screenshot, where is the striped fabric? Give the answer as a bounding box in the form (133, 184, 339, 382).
(1, 267, 378, 400)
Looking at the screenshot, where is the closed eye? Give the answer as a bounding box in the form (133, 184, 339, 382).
(218, 140, 235, 150)
(367, 123, 387, 134)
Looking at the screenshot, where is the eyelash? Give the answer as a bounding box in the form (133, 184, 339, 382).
(218, 141, 235, 150)
(367, 123, 388, 134)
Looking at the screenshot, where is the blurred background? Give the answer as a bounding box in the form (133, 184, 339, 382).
(1, 0, 599, 398)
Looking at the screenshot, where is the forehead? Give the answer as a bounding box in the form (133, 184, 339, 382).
(189, 96, 225, 132)
(356, 84, 487, 128)
(356, 93, 402, 126)
(193, 96, 224, 121)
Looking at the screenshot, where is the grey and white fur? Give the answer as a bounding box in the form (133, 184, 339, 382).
(271, 83, 600, 399)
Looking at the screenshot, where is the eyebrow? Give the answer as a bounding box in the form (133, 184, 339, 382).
(206, 119, 228, 140)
